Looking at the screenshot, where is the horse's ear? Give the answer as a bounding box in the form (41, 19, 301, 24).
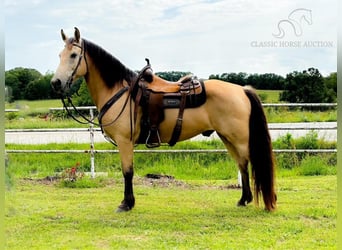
(74, 27, 80, 43)
(61, 29, 67, 42)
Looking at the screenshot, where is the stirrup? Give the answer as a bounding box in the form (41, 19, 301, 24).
(146, 129, 161, 148)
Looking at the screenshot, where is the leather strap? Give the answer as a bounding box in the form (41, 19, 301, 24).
(168, 93, 187, 146)
(133, 87, 143, 132)
(98, 86, 129, 124)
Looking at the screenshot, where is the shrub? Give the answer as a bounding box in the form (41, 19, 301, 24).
(5, 112, 18, 120)
(276, 153, 299, 170)
(297, 156, 330, 176)
(258, 93, 268, 102)
(273, 132, 336, 171)
(296, 131, 319, 149)
(273, 133, 295, 149)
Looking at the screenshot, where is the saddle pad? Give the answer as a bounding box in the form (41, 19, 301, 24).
(162, 79, 206, 109)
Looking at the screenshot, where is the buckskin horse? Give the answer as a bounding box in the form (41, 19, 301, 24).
(51, 27, 276, 212)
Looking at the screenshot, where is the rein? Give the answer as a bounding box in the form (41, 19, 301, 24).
(60, 86, 130, 128)
(60, 58, 151, 144)
(60, 41, 132, 129)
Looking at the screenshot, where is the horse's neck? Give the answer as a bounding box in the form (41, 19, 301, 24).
(85, 66, 123, 111)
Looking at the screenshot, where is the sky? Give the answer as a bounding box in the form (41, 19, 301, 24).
(4, 0, 337, 78)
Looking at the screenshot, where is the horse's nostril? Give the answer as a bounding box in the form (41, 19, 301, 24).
(51, 79, 62, 90)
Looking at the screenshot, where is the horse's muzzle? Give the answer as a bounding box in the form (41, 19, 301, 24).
(51, 78, 63, 94)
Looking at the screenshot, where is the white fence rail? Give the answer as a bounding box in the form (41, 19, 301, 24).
(262, 103, 337, 107)
(5, 103, 337, 177)
(6, 149, 337, 154)
(4, 123, 338, 133)
(48, 103, 338, 110)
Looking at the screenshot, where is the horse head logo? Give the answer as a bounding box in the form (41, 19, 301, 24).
(273, 8, 312, 39)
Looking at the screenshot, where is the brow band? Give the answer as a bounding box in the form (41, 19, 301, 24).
(72, 43, 82, 49)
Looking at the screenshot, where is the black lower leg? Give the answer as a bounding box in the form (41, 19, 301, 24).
(117, 168, 135, 212)
(237, 170, 253, 206)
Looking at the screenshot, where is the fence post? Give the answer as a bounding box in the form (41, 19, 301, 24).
(89, 109, 95, 178)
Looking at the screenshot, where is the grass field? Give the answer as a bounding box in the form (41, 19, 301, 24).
(5, 134, 337, 180)
(5, 93, 337, 249)
(5, 176, 336, 249)
(4, 91, 337, 129)
(5, 99, 62, 115)
(4, 90, 281, 110)
(255, 89, 281, 103)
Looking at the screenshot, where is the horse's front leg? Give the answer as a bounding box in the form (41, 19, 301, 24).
(116, 141, 135, 212)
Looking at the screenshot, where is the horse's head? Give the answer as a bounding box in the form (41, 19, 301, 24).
(51, 27, 88, 95)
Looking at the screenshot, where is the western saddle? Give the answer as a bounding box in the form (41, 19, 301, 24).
(133, 59, 206, 148)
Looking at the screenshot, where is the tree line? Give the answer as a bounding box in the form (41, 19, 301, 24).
(209, 72, 284, 90)
(5, 67, 337, 104)
(5, 68, 57, 102)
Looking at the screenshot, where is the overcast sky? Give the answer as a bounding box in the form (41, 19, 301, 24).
(5, 0, 337, 78)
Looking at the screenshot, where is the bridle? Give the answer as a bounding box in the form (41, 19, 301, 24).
(59, 41, 151, 144)
(65, 41, 88, 89)
(59, 42, 142, 130)
(60, 40, 97, 125)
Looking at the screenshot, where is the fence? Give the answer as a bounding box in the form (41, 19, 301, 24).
(5, 103, 338, 178)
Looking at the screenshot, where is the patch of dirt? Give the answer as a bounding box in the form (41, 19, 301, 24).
(21, 174, 242, 190)
(23, 176, 61, 185)
(136, 174, 189, 188)
(137, 174, 241, 190)
(220, 184, 241, 190)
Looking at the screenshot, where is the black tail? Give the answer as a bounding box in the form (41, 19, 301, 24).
(244, 87, 276, 211)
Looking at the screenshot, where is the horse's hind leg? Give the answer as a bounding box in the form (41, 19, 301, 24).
(218, 133, 252, 206)
(237, 159, 253, 206)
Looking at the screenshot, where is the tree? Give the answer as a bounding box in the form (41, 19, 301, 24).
(25, 73, 56, 100)
(323, 72, 337, 102)
(5, 71, 20, 100)
(209, 72, 284, 89)
(257, 73, 284, 90)
(156, 71, 192, 81)
(72, 79, 94, 106)
(209, 72, 247, 86)
(5, 67, 42, 100)
(280, 68, 329, 103)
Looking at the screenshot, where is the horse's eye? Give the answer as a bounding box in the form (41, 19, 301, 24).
(70, 53, 77, 59)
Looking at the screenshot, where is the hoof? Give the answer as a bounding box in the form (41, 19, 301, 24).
(237, 197, 252, 207)
(116, 207, 130, 213)
(237, 201, 247, 207)
(116, 203, 132, 213)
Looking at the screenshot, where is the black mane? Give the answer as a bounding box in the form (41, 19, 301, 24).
(83, 39, 137, 88)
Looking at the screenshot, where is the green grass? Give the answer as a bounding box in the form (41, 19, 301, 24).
(5, 110, 337, 129)
(5, 134, 337, 181)
(5, 176, 336, 249)
(4, 95, 337, 129)
(264, 108, 337, 123)
(5, 130, 337, 248)
(6, 130, 337, 180)
(4, 96, 337, 248)
(5, 99, 62, 115)
(256, 89, 281, 103)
